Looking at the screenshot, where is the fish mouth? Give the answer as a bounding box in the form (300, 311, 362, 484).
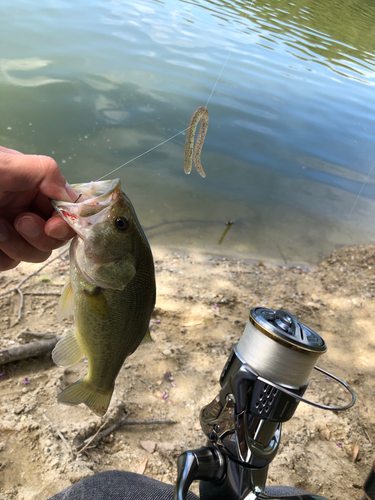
(51, 179, 121, 239)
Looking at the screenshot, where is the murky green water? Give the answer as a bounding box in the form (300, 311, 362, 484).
(1, 0, 375, 264)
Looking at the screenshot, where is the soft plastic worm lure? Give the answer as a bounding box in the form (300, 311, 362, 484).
(184, 105, 209, 178)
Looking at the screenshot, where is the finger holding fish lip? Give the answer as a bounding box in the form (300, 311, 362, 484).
(0, 210, 74, 271)
(0, 149, 77, 202)
(14, 212, 74, 249)
(45, 213, 76, 240)
(51, 179, 123, 239)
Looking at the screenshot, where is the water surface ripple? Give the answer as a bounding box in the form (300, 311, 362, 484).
(1, 0, 375, 263)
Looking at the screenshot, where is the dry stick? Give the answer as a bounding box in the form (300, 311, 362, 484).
(295, 305, 319, 326)
(16, 288, 24, 320)
(76, 419, 109, 455)
(18, 331, 57, 340)
(361, 424, 373, 444)
(122, 419, 177, 426)
(0, 245, 69, 320)
(1, 278, 16, 289)
(43, 411, 74, 458)
(294, 299, 320, 325)
(0, 336, 61, 365)
(76, 416, 178, 452)
(0, 245, 68, 297)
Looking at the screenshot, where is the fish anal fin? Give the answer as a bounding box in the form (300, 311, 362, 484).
(139, 328, 153, 346)
(52, 330, 84, 367)
(57, 378, 113, 417)
(57, 278, 74, 320)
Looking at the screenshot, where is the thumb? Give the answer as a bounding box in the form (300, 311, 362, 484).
(0, 151, 76, 201)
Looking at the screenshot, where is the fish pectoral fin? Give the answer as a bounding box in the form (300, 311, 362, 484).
(57, 378, 113, 417)
(139, 328, 153, 346)
(57, 277, 74, 320)
(52, 329, 84, 367)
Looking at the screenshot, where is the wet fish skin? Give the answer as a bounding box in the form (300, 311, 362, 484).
(51, 179, 156, 417)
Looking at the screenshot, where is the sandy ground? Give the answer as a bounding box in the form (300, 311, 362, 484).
(0, 244, 374, 500)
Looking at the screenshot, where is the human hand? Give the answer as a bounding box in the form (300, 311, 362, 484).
(0, 146, 77, 271)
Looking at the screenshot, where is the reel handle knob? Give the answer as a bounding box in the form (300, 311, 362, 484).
(174, 446, 225, 500)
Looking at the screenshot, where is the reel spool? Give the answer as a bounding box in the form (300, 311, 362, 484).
(234, 308, 355, 412)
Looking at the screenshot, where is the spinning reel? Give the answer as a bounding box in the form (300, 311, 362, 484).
(174, 307, 357, 500)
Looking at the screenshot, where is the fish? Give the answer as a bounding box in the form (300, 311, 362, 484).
(184, 105, 209, 178)
(51, 179, 156, 417)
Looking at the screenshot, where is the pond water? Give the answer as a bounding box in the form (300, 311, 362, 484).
(1, 0, 375, 264)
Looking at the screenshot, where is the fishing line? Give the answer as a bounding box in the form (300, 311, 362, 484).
(346, 159, 375, 221)
(308, 158, 375, 295)
(95, 127, 188, 181)
(94, 1, 373, 246)
(205, 49, 232, 108)
(205, 0, 256, 107)
(97, 1, 256, 182)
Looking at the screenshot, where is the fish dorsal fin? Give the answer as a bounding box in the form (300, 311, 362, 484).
(57, 277, 74, 320)
(52, 329, 84, 367)
(140, 328, 153, 346)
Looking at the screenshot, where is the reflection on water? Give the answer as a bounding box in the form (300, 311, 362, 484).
(185, 0, 375, 83)
(1, 0, 375, 263)
(0, 58, 66, 87)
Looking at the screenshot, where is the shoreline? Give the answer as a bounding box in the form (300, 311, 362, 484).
(150, 244, 317, 271)
(0, 243, 373, 499)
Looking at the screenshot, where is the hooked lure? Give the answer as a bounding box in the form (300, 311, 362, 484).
(184, 105, 209, 178)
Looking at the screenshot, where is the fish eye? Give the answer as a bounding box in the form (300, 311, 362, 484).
(115, 216, 129, 231)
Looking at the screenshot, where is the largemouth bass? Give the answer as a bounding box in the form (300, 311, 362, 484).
(51, 179, 156, 417)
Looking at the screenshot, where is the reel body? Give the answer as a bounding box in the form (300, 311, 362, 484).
(174, 308, 356, 500)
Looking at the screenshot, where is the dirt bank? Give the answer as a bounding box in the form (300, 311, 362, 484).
(0, 244, 374, 499)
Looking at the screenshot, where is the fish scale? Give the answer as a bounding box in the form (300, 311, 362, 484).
(51, 179, 156, 417)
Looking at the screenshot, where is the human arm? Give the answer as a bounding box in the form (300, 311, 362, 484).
(0, 146, 76, 271)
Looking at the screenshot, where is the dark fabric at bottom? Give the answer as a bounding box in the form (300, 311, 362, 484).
(49, 471, 199, 500)
(48, 470, 310, 500)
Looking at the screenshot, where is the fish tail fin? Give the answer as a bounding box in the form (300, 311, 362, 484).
(57, 378, 114, 417)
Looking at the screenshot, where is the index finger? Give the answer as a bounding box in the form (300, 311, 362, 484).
(0, 149, 76, 202)
(0, 146, 23, 155)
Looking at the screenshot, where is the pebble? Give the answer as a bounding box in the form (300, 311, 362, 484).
(140, 440, 156, 454)
(67, 461, 94, 484)
(157, 442, 178, 453)
(13, 405, 25, 415)
(162, 349, 172, 356)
